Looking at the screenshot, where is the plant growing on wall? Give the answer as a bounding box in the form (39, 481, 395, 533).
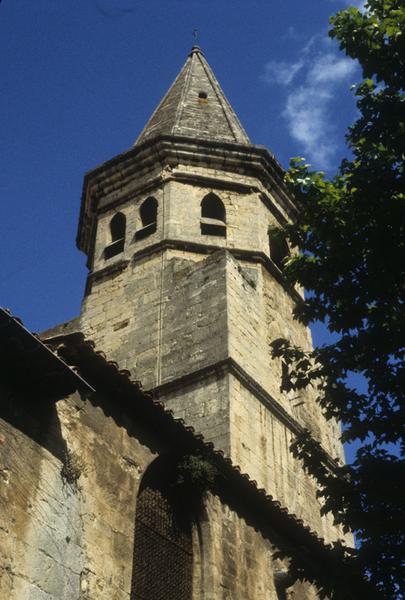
(170, 453, 217, 515)
(61, 449, 86, 489)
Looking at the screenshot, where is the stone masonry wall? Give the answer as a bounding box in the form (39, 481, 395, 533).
(159, 250, 228, 384)
(80, 247, 344, 541)
(0, 385, 157, 600)
(81, 249, 229, 389)
(228, 374, 341, 544)
(0, 390, 84, 599)
(78, 164, 346, 546)
(162, 372, 231, 454)
(0, 381, 324, 600)
(81, 254, 163, 384)
(201, 493, 321, 600)
(227, 252, 343, 463)
(91, 174, 287, 276)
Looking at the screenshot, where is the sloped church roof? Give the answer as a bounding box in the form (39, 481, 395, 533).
(135, 46, 250, 146)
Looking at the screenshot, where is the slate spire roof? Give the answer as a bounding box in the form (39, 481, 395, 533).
(135, 46, 250, 146)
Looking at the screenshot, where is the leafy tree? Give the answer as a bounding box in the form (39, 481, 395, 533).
(271, 1, 405, 598)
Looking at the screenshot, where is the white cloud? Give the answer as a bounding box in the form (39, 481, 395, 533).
(262, 59, 304, 86)
(309, 53, 356, 84)
(332, 0, 367, 10)
(262, 35, 358, 169)
(283, 86, 337, 167)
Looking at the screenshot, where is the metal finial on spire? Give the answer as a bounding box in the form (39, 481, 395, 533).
(190, 29, 202, 56)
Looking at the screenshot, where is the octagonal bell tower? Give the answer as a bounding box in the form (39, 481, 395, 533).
(70, 46, 344, 543)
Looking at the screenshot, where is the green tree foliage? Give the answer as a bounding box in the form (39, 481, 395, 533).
(271, 1, 404, 597)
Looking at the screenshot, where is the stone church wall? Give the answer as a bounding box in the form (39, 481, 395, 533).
(228, 375, 338, 544)
(80, 246, 344, 543)
(81, 253, 163, 384)
(200, 494, 320, 600)
(0, 384, 156, 600)
(81, 248, 229, 389)
(0, 381, 325, 600)
(159, 250, 228, 384)
(0, 387, 84, 599)
(161, 372, 231, 454)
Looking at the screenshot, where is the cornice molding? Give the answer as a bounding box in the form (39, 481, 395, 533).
(131, 239, 303, 304)
(84, 239, 303, 303)
(95, 170, 289, 229)
(77, 135, 296, 256)
(85, 259, 129, 295)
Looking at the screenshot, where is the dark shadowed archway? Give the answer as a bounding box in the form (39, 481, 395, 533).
(131, 456, 193, 600)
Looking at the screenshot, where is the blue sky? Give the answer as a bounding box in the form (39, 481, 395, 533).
(0, 0, 362, 335)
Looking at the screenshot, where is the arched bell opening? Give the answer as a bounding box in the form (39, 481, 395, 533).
(104, 212, 126, 259)
(135, 196, 158, 240)
(200, 193, 226, 237)
(269, 234, 289, 271)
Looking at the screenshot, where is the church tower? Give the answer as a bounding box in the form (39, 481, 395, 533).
(70, 47, 344, 543)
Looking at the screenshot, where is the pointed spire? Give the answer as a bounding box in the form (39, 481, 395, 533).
(134, 47, 250, 146)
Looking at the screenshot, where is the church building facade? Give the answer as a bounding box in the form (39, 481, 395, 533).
(0, 47, 354, 600)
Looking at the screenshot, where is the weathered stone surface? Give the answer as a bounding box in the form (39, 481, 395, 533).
(0, 387, 157, 600)
(1, 381, 325, 600)
(135, 47, 249, 147)
(9, 48, 351, 599)
(78, 166, 345, 545)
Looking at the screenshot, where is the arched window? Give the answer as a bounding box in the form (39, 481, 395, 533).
(200, 193, 226, 237)
(131, 458, 193, 600)
(269, 234, 289, 271)
(104, 212, 126, 259)
(135, 196, 158, 240)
